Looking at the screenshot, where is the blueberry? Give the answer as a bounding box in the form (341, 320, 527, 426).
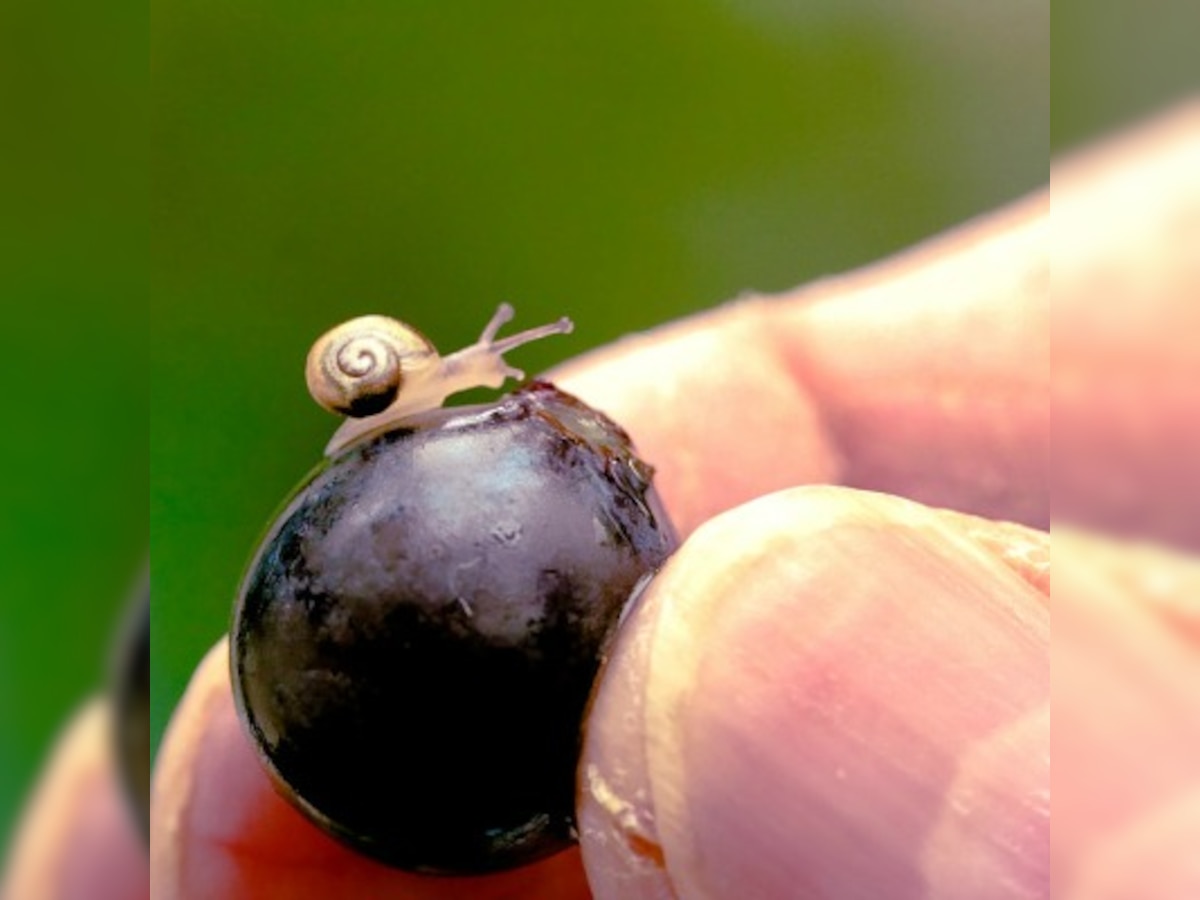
(231, 382, 677, 874)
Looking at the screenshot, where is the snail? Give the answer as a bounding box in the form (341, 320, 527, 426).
(306, 303, 573, 456)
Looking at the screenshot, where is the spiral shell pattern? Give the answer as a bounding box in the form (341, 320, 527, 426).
(305, 315, 435, 418)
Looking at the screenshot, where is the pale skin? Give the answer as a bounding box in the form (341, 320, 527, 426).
(7, 103, 1200, 899)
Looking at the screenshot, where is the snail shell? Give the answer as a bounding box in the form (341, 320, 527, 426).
(305, 315, 440, 418)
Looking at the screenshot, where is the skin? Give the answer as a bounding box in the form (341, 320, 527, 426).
(8, 102, 1200, 898)
(0, 703, 149, 900)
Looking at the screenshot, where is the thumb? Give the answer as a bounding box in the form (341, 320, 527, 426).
(577, 487, 1049, 900)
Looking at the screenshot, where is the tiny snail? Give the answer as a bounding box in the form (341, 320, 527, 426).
(306, 303, 573, 456)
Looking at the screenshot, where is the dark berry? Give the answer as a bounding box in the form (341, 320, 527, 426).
(230, 382, 676, 874)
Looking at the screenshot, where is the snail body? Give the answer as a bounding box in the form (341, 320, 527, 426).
(305, 304, 573, 456)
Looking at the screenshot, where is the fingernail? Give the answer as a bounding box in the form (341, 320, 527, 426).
(580, 487, 1049, 899)
(577, 575, 676, 899)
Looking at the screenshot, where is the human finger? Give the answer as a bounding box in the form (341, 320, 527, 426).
(150, 640, 592, 900)
(577, 486, 1049, 899)
(1054, 530, 1200, 898)
(1, 700, 148, 900)
(1052, 102, 1200, 551)
(552, 190, 1048, 537)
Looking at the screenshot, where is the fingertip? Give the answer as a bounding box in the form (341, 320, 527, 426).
(3, 700, 148, 900)
(579, 487, 1049, 899)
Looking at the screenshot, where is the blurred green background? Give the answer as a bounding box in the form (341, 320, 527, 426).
(0, 0, 145, 851)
